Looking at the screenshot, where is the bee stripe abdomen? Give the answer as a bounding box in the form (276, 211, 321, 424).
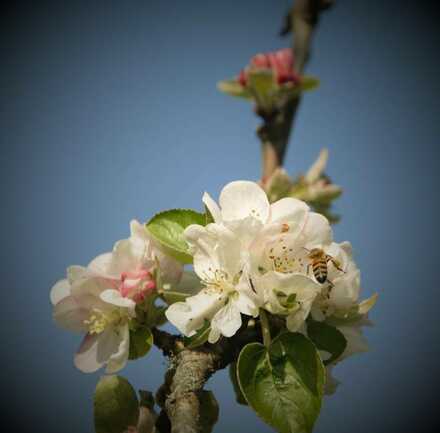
(313, 262, 327, 283)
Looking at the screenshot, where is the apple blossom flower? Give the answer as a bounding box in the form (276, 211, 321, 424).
(167, 180, 329, 338)
(250, 208, 333, 331)
(238, 48, 300, 87)
(51, 220, 183, 373)
(165, 223, 260, 343)
(308, 241, 377, 322)
(51, 268, 135, 373)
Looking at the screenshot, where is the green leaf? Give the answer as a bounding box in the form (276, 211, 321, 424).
(198, 390, 219, 433)
(299, 76, 320, 92)
(237, 333, 325, 433)
(129, 327, 153, 360)
(183, 319, 210, 349)
(248, 69, 277, 110)
(307, 320, 347, 365)
(94, 375, 139, 433)
(217, 79, 253, 99)
(146, 209, 206, 264)
(161, 290, 191, 305)
(229, 362, 248, 405)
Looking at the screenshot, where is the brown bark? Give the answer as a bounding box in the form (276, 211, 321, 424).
(261, 0, 334, 181)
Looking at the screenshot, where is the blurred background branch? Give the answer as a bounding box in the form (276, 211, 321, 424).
(260, 0, 334, 181)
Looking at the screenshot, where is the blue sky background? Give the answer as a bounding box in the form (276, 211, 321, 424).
(2, 1, 439, 432)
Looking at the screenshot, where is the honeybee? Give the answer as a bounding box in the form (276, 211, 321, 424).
(305, 248, 344, 285)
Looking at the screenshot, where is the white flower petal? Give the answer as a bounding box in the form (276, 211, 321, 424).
(209, 300, 242, 342)
(203, 192, 222, 223)
(100, 289, 136, 309)
(286, 298, 315, 332)
(88, 253, 115, 278)
(256, 271, 319, 315)
(185, 223, 242, 280)
(105, 324, 130, 373)
(224, 216, 264, 248)
(329, 268, 361, 310)
(219, 181, 270, 224)
(71, 275, 112, 303)
(270, 197, 309, 225)
(338, 323, 369, 359)
(96, 326, 125, 367)
(300, 212, 332, 248)
(67, 265, 88, 284)
(74, 333, 103, 373)
(50, 279, 71, 305)
(234, 291, 259, 317)
(129, 220, 157, 267)
(165, 290, 226, 337)
(53, 295, 89, 333)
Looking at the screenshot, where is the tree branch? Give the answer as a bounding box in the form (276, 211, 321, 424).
(154, 324, 261, 433)
(260, 0, 334, 181)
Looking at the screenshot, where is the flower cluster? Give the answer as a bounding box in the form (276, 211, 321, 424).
(51, 181, 375, 377)
(217, 48, 318, 114)
(51, 220, 182, 373)
(166, 181, 374, 343)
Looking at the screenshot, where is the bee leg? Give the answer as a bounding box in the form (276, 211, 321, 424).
(326, 280, 334, 299)
(329, 257, 345, 274)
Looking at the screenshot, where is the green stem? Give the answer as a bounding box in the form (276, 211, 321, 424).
(259, 309, 272, 348)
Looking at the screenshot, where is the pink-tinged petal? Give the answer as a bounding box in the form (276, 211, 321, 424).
(53, 295, 89, 333)
(238, 69, 247, 86)
(74, 333, 103, 373)
(100, 289, 136, 309)
(251, 53, 270, 68)
(105, 324, 130, 374)
(50, 278, 71, 305)
(88, 253, 115, 278)
(67, 265, 88, 284)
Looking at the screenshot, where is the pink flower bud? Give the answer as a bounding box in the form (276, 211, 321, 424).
(237, 48, 300, 86)
(119, 268, 156, 304)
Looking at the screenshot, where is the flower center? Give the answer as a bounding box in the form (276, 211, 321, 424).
(119, 269, 156, 303)
(267, 238, 305, 274)
(201, 268, 237, 295)
(84, 308, 124, 334)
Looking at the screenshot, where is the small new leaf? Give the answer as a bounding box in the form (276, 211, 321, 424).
(307, 320, 347, 365)
(237, 333, 325, 433)
(217, 80, 253, 99)
(94, 375, 139, 433)
(129, 327, 153, 360)
(146, 209, 206, 264)
(299, 76, 320, 92)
